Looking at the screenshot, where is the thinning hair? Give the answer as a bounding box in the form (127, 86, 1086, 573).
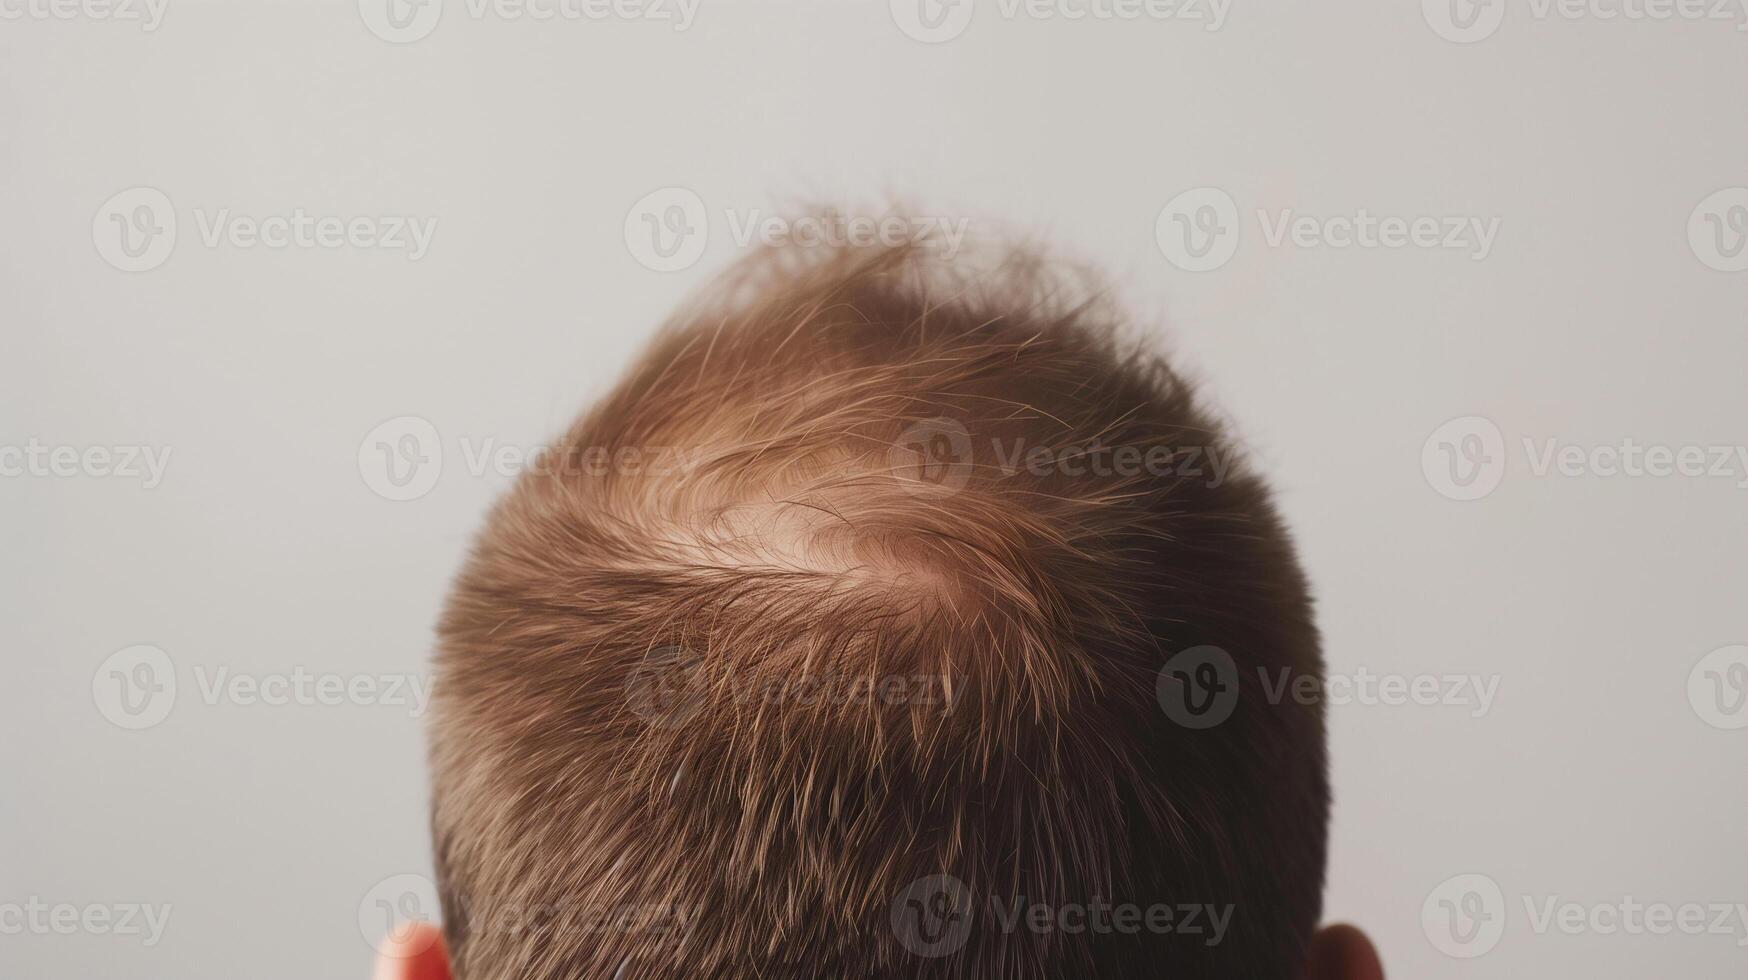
(429, 240, 1327, 979)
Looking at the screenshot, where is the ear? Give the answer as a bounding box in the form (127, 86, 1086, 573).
(372, 922, 452, 980)
(1305, 923, 1384, 980)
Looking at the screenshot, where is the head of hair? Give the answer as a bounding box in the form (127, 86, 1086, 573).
(428, 236, 1327, 979)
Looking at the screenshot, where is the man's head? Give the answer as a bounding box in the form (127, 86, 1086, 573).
(423, 242, 1339, 978)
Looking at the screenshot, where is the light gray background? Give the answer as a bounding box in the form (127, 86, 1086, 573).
(3, 1, 1745, 977)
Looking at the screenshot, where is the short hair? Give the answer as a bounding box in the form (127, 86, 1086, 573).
(428, 239, 1327, 979)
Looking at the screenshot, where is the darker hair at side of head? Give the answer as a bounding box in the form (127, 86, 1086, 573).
(427, 236, 1328, 980)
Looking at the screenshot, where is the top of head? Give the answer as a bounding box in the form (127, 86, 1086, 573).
(428, 238, 1327, 980)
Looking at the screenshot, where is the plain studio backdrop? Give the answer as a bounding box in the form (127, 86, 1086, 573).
(2, 1, 1744, 977)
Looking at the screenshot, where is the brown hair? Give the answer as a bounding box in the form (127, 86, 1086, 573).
(429, 240, 1327, 979)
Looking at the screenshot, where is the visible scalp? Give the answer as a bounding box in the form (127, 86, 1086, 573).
(429, 238, 1327, 980)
